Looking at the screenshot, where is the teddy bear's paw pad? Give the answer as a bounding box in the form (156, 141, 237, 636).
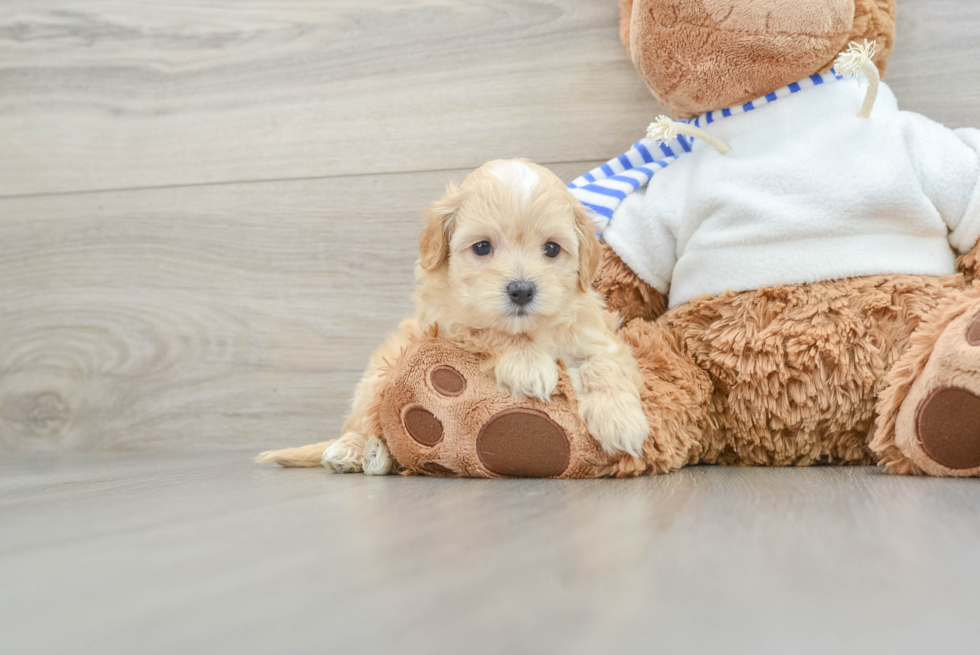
(476, 408, 570, 477)
(967, 311, 980, 346)
(917, 387, 980, 470)
(403, 406, 444, 446)
(430, 365, 466, 396)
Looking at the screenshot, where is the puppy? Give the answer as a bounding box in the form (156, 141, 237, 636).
(259, 159, 649, 474)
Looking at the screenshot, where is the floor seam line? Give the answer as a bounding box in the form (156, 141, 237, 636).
(0, 160, 606, 201)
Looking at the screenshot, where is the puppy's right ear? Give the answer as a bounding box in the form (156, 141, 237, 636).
(572, 202, 603, 292)
(419, 184, 464, 273)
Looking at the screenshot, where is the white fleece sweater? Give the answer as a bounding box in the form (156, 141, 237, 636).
(576, 75, 980, 308)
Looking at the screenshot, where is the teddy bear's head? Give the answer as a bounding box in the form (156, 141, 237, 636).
(620, 0, 896, 118)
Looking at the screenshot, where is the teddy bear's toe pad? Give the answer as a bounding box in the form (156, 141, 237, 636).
(967, 311, 980, 346)
(917, 387, 980, 470)
(431, 365, 466, 396)
(476, 409, 571, 478)
(403, 406, 444, 446)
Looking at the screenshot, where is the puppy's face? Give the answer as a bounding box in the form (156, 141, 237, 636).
(419, 160, 601, 334)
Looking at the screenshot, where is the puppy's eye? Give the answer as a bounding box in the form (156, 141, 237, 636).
(544, 242, 561, 258)
(472, 241, 493, 256)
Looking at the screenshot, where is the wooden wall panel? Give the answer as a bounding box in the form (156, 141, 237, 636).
(0, 0, 977, 450)
(0, 163, 597, 450)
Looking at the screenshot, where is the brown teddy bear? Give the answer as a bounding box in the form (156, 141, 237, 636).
(263, 0, 980, 478)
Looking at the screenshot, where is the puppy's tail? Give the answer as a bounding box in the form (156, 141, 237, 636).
(255, 441, 334, 468)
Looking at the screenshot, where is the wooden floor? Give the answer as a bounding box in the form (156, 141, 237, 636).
(2, 1, 980, 652)
(4, 453, 980, 654)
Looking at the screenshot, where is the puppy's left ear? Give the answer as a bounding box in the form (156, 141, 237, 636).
(573, 203, 602, 292)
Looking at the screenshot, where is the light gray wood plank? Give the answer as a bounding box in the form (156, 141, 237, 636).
(0, 0, 654, 196)
(889, 0, 980, 121)
(3, 454, 980, 654)
(2, 0, 977, 197)
(0, 162, 599, 452)
(1, 0, 979, 454)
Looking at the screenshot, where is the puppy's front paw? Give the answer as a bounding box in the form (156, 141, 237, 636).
(579, 392, 649, 457)
(362, 436, 393, 476)
(322, 433, 365, 473)
(495, 350, 559, 403)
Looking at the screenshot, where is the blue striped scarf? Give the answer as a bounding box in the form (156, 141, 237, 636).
(569, 69, 847, 234)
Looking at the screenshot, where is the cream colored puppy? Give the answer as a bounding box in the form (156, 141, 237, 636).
(261, 160, 649, 474)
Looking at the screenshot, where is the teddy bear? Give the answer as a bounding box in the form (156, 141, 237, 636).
(264, 0, 980, 478)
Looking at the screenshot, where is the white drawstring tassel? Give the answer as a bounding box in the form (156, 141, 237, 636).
(647, 115, 731, 155)
(834, 39, 880, 118)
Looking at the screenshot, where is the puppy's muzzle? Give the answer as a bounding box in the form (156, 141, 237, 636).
(506, 280, 536, 307)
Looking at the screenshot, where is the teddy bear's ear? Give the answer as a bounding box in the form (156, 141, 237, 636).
(847, 0, 896, 76)
(619, 0, 634, 56)
(419, 184, 464, 273)
(572, 203, 603, 292)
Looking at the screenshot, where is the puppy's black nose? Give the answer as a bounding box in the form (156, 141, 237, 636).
(507, 280, 535, 306)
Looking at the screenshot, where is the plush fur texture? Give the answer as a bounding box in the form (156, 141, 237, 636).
(957, 241, 980, 284)
(620, 0, 895, 118)
(358, 273, 974, 479)
(379, 333, 617, 478)
(593, 244, 667, 323)
(870, 284, 980, 476)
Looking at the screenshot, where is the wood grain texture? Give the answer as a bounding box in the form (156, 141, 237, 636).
(888, 0, 980, 122)
(0, 163, 598, 451)
(2, 1, 977, 197)
(0, 0, 653, 196)
(0, 0, 979, 452)
(3, 454, 980, 654)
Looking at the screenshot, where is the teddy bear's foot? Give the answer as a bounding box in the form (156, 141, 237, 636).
(873, 287, 980, 476)
(377, 337, 641, 478)
(916, 386, 980, 471)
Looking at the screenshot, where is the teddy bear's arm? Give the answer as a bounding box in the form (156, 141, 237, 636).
(900, 118, 980, 256)
(946, 128, 980, 256)
(594, 243, 667, 323)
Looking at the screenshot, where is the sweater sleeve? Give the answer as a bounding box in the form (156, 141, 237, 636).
(902, 112, 980, 254)
(602, 184, 677, 295)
